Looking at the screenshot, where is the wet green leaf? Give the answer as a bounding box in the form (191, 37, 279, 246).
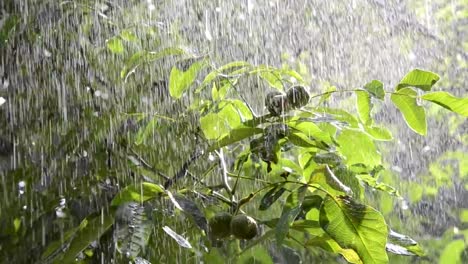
(120, 29, 139, 42)
(364, 125, 393, 141)
(111, 182, 164, 206)
(356, 90, 372, 125)
(60, 211, 115, 263)
(439, 240, 465, 264)
(391, 88, 427, 135)
(396, 69, 440, 91)
(259, 185, 287, 211)
(320, 195, 388, 264)
(276, 186, 307, 246)
(421, 91, 468, 117)
(307, 234, 363, 264)
(107, 37, 124, 54)
(169, 61, 205, 99)
(337, 129, 381, 167)
(363, 80, 384, 100)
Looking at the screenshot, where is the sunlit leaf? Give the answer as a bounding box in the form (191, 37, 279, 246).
(439, 239, 465, 264)
(162, 226, 192, 249)
(288, 120, 333, 145)
(111, 182, 164, 206)
(337, 129, 381, 167)
(421, 91, 468, 117)
(200, 104, 243, 140)
(391, 88, 427, 135)
(364, 125, 393, 141)
(259, 70, 284, 90)
(307, 235, 364, 264)
(396, 69, 440, 91)
(357, 174, 400, 197)
(107, 37, 124, 54)
(320, 195, 388, 264)
(169, 61, 205, 99)
(356, 90, 372, 125)
(363, 80, 384, 100)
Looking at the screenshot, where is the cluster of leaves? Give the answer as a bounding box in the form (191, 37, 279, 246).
(1, 1, 467, 263)
(38, 42, 467, 263)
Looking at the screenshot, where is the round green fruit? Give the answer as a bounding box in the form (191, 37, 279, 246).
(208, 212, 232, 239)
(230, 214, 258, 240)
(286, 85, 310, 109)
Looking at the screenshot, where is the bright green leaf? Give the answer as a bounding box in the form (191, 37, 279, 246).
(120, 29, 138, 42)
(207, 127, 263, 152)
(356, 90, 372, 125)
(320, 195, 389, 264)
(439, 240, 465, 264)
(337, 129, 381, 167)
(421, 91, 468, 117)
(111, 182, 164, 206)
(200, 104, 241, 140)
(107, 37, 124, 54)
(363, 80, 385, 100)
(307, 235, 363, 264)
(391, 88, 427, 135)
(169, 61, 205, 99)
(364, 125, 393, 141)
(288, 121, 333, 145)
(396, 69, 440, 91)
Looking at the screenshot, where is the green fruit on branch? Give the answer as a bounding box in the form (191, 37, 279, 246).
(230, 214, 258, 240)
(265, 91, 289, 116)
(286, 85, 310, 109)
(208, 212, 232, 239)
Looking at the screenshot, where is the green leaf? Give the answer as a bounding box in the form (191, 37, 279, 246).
(357, 174, 400, 197)
(169, 61, 205, 99)
(60, 211, 115, 263)
(276, 186, 307, 246)
(315, 107, 360, 128)
(320, 195, 389, 264)
(207, 127, 263, 152)
(364, 125, 393, 141)
(337, 129, 381, 167)
(386, 230, 424, 256)
(0, 15, 19, 47)
(287, 132, 320, 148)
(121, 47, 185, 79)
(200, 104, 243, 140)
(363, 80, 385, 100)
(111, 182, 164, 206)
(115, 203, 152, 258)
(259, 70, 284, 90)
(288, 120, 333, 145)
(259, 185, 287, 211)
(396, 69, 440, 91)
(107, 37, 124, 54)
(391, 88, 427, 135)
(318, 86, 338, 105)
(439, 240, 465, 264)
(421, 91, 468, 117)
(356, 90, 372, 125)
(162, 226, 192, 249)
(135, 117, 158, 145)
(120, 29, 138, 42)
(307, 235, 363, 264)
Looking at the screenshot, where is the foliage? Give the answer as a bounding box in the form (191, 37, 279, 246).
(0, 1, 467, 263)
